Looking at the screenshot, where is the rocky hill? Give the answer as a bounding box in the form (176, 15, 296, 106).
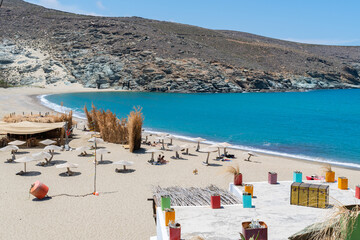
(1, 0, 360, 92)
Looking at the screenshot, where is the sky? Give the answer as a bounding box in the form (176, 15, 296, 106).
(25, 0, 360, 46)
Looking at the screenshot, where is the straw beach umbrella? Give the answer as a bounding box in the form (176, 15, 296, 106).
(155, 136, 166, 150)
(88, 137, 104, 149)
(142, 132, 151, 143)
(15, 156, 38, 175)
(39, 139, 56, 146)
(113, 160, 134, 171)
(219, 142, 232, 156)
(8, 140, 26, 146)
(84, 131, 100, 136)
(88, 137, 104, 144)
(209, 143, 222, 157)
(75, 146, 91, 156)
(146, 148, 162, 162)
(0, 145, 19, 152)
(158, 133, 169, 137)
(169, 145, 182, 159)
(245, 151, 258, 161)
(1, 145, 19, 162)
(44, 145, 62, 155)
(193, 137, 206, 151)
(180, 143, 193, 155)
(32, 151, 53, 165)
(95, 148, 110, 162)
(199, 147, 218, 166)
(166, 135, 176, 145)
(56, 162, 79, 176)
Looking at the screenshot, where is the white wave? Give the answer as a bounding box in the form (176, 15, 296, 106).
(37, 94, 86, 119)
(143, 128, 360, 170)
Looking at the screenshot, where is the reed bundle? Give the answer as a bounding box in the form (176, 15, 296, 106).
(321, 164, 332, 174)
(310, 205, 360, 240)
(84, 104, 142, 147)
(128, 106, 143, 152)
(224, 165, 241, 175)
(153, 185, 241, 206)
(0, 136, 8, 147)
(3, 111, 74, 129)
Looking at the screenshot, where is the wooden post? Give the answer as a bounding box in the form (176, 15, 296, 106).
(94, 138, 97, 193)
(60, 127, 65, 146)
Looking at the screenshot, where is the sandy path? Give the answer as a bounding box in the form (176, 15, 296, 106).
(0, 86, 359, 239)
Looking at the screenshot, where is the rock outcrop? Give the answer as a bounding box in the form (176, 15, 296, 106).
(0, 0, 359, 92)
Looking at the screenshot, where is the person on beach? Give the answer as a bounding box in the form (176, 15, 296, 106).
(159, 155, 167, 164)
(155, 155, 168, 165)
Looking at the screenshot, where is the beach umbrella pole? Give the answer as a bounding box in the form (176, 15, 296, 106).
(24, 163, 26, 173)
(94, 139, 97, 193)
(206, 152, 210, 164)
(186, 148, 189, 155)
(197, 142, 200, 151)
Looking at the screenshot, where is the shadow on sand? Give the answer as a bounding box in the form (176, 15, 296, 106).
(59, 171, 82, 177)
(16, 171, 41, 176)
(97, 160, 113, 165)
(115, 169, 136, 174)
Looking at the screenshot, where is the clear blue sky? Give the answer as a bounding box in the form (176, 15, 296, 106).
(25, 0, 360, 46)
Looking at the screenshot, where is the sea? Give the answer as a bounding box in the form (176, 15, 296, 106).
(40, 89, 360, 169)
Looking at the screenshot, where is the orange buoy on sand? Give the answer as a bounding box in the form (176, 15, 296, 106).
(30, 181, 49, 199)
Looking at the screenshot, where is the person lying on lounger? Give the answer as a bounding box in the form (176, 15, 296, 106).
(156, 155, 168, 165)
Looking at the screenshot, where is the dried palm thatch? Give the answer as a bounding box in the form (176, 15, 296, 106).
(321, 164, 333, 174)
(224, 165, 241, 176)
(3, 111, 74, 129)
(290, 205, 360, 240)
(84, 104, 100, 132)
(153, 185, 241, 206)
(128, 106, 143, 152)
(311, 204, 359, 240)
(96, 109, 128, 144)
(84, 104, 139, 145)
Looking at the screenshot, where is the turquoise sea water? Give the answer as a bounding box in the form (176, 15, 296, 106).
(42, 89, 360, 167)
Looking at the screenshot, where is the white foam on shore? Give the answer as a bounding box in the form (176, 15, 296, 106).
(38, 94, 86, 119)
(144, 129, 360, 170)
(39, 94, 360, 170)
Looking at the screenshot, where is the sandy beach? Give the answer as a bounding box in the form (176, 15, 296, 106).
(0, 86, 359, 239)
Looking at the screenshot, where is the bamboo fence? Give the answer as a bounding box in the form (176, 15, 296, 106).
(153, 185, 241, 206)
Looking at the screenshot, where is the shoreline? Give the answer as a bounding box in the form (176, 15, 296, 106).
(1, 86, 360, 239)
(37, 89, 360, 171)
